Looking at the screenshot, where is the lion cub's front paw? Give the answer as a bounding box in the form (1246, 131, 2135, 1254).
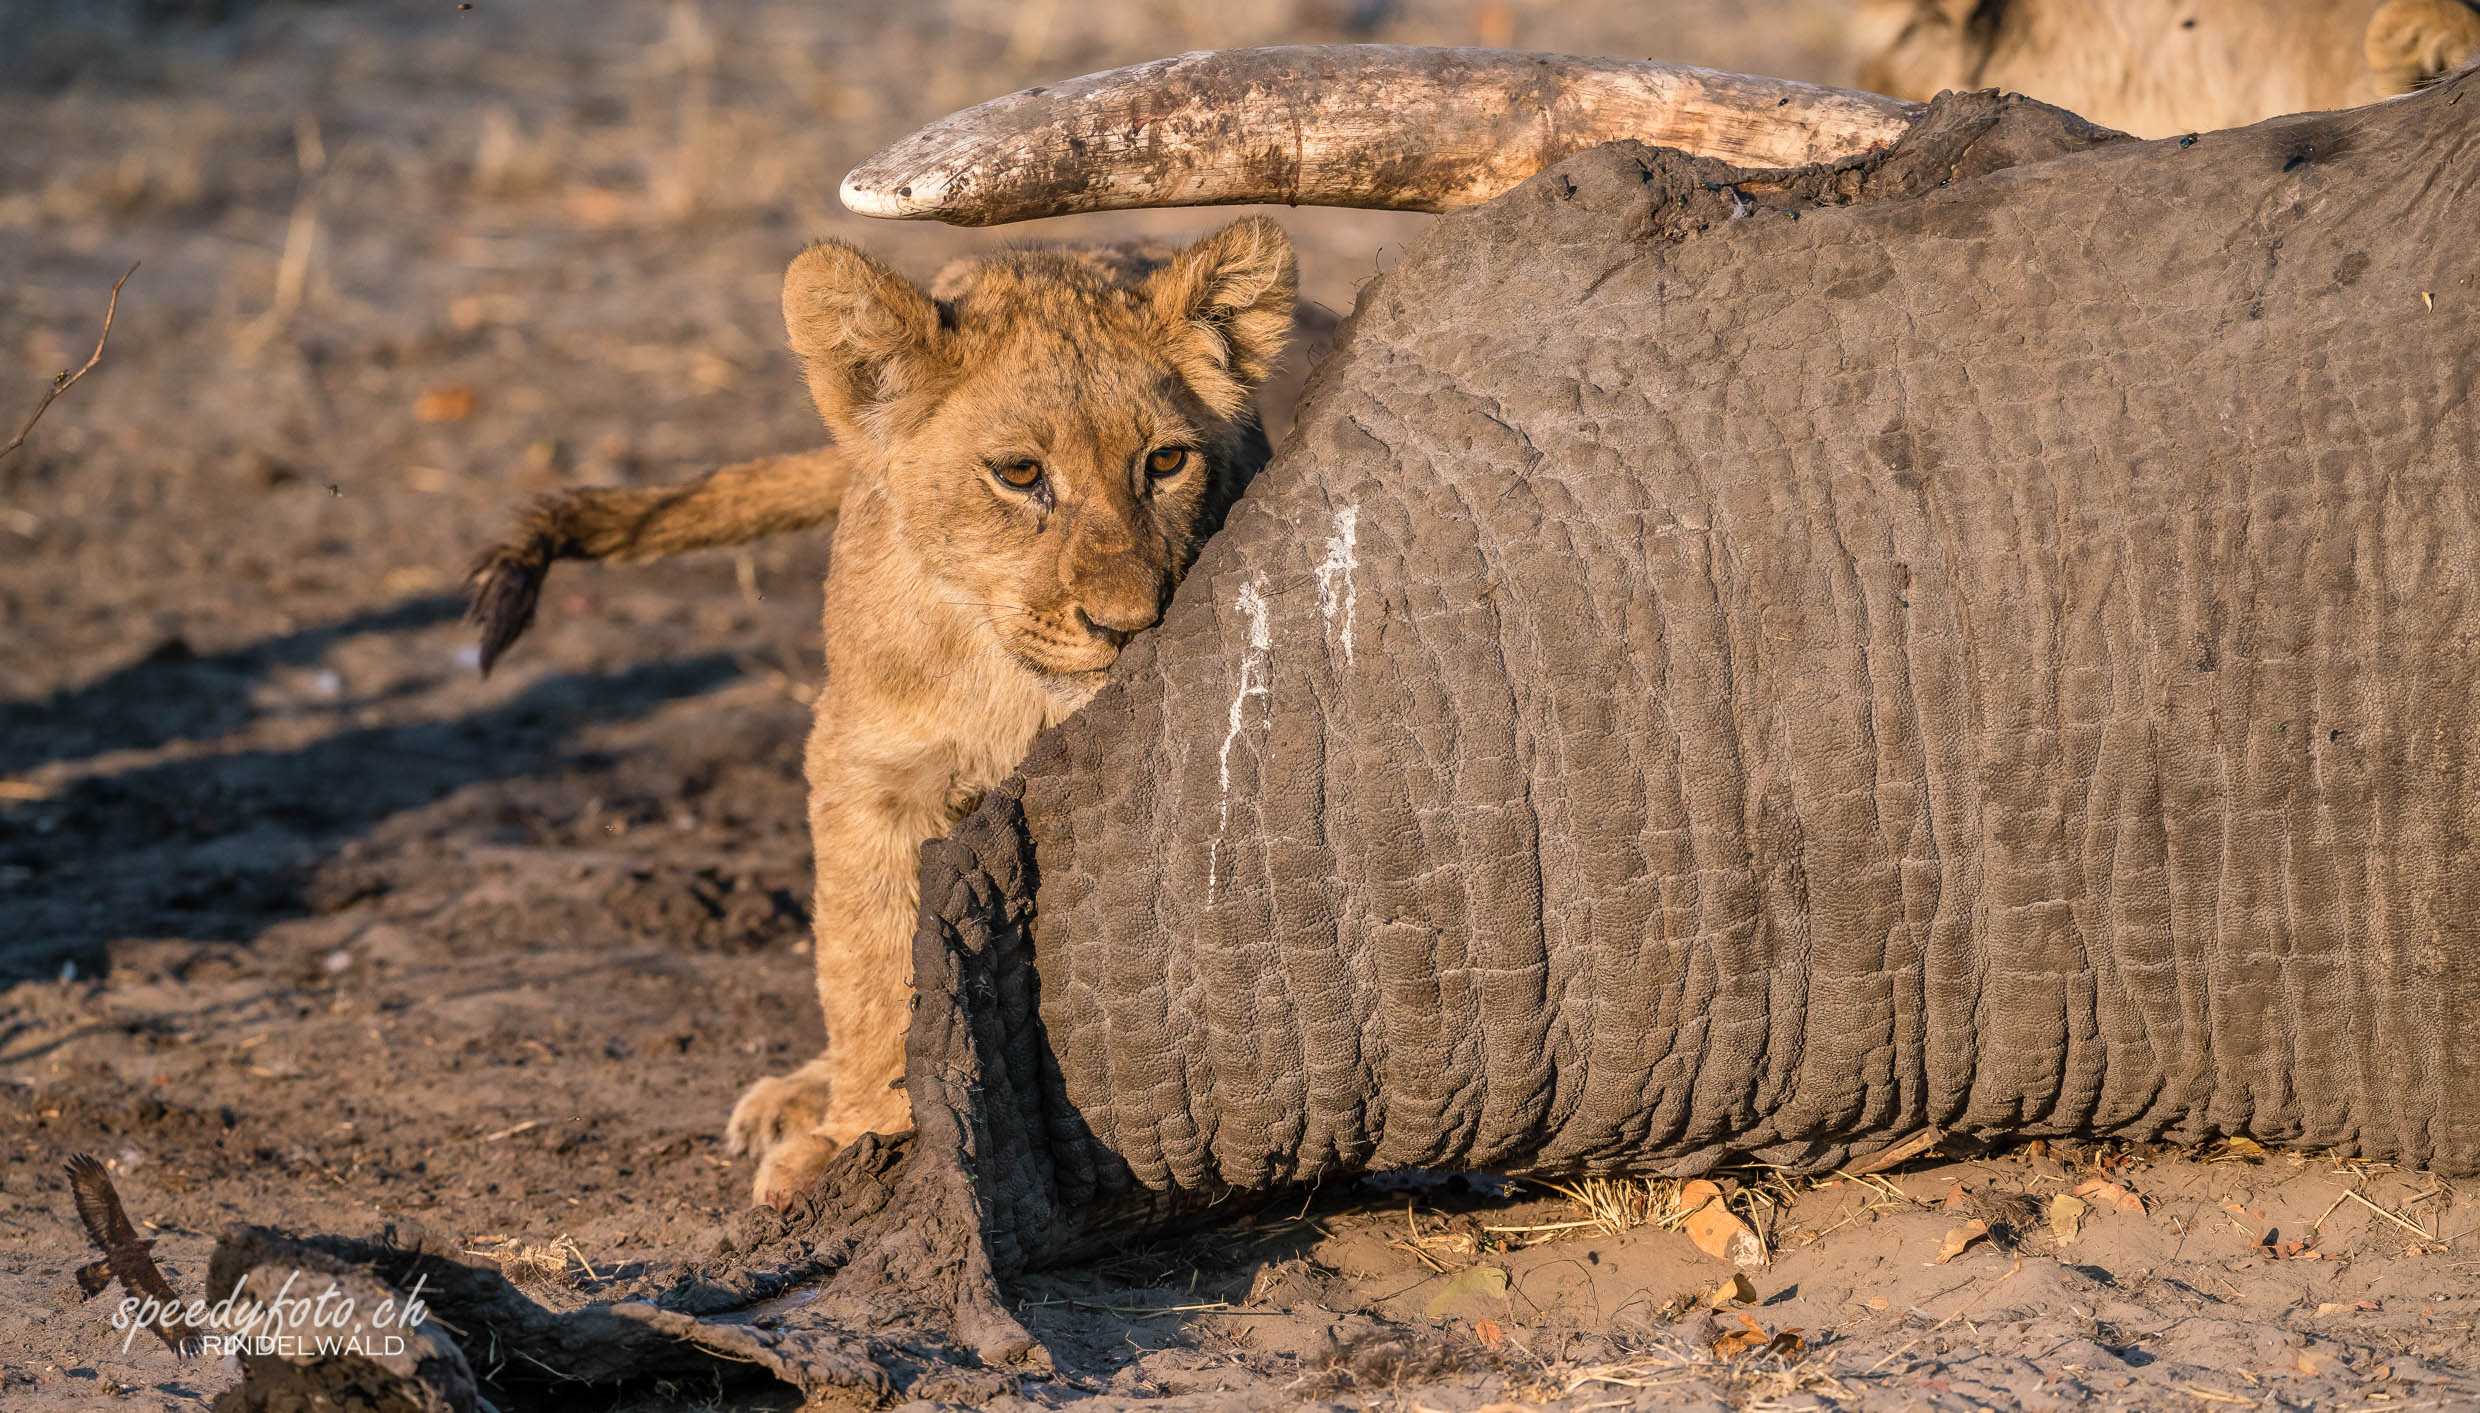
(725, 1055, 836, 1157)
(726, 1057, 841, 1208)
(748, 1128, 841, 1211)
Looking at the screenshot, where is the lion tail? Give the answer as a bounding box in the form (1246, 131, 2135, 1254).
(465, 444, 855, 675)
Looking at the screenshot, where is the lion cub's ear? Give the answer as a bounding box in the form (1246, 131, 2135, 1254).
(2365, 0, 2480, 91)
(782, 239, 947, 443)
(1145, 216, 1299, 420)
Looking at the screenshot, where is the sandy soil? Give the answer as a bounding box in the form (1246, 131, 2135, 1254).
(3, 1, 2476, 1408)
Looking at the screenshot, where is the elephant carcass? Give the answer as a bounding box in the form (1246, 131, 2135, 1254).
(896, 67, 2480, 1364)
(935, 76, 2479, 1231)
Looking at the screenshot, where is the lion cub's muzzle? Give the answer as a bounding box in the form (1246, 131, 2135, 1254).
(1065, 554, 1173, 636)
(1002, 561, 1171, 679)
(1073, 596, 1165, 643)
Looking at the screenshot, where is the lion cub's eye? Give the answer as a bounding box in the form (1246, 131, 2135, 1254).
(992, 459, 1045, 490)
(1145, 447, 1190, 479)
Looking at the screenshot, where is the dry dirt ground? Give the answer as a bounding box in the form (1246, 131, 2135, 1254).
(3, 1, 2477, 1409)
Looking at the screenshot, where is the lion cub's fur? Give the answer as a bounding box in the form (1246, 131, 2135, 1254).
(468, 220, 1296, 1206)
(1853, 0, 2480, 139)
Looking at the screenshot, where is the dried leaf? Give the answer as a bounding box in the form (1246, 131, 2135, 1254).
(1712, 1312, 1771, 1357)
(1675, 1178, 1725, 1215)
(1685, 1200, 1765, 1266)
(2211, 1136, 2269, 1162)
(412, 385, 477, 423)
(1712, 1312, 1802, 1360)
(2074, 1178, 2147, 1214)
(1706, 1272, 1758, 1309)
(1671, 1177, 1765, 1266)
(2295, 1350, 2328, 1376)
(1422, 1264, 1508, 1319)
(2048, 1193, 2087, 1246)
(1934, 1219, 1991, 1264)
(1473, 1317, 1505, 1349)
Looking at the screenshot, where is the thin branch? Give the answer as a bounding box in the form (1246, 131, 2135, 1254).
(1842, 1125, 1945, 1177)
(2, 261, 139, 464)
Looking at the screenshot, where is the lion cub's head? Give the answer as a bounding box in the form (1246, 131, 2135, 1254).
(781, 218, 1297, 684)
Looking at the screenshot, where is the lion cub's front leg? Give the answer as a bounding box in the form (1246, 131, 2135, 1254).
(726, 724, 950, 1208)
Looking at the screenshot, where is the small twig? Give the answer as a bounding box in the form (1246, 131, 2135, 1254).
(558, 1235, 601, 1281)
(1387, 1239, 1455, 1273)
(1843, 1125, 1945, 1177)
(506, 1343, 580, 1382)
(1017, 1296, 1233, 1315)
(2175, 1383, 2259, 1406)
(2, 262, 137, 464)
(1829, 1168, 1914, 1203)
(2341, 1187, 2437, 1242)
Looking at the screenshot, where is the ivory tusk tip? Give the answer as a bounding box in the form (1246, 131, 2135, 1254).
(839, 164, 936, 220)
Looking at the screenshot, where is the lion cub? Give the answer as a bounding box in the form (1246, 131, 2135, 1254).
(469, 218, 1297, 1206)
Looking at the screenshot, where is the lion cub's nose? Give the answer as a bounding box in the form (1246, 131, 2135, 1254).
(1064, 549, 1169, 643)
(1074, 594, 1163, 642)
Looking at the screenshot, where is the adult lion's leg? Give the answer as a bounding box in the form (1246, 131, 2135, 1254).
(726, 718, 937, 1208)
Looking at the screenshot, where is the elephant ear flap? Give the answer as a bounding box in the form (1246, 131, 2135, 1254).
(782, 239, 948, 443)
(1146, 216, 1299, 419)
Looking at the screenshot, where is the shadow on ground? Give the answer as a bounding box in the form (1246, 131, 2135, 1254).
(0, 594, 469, 779)
(0, 595, 743, 980)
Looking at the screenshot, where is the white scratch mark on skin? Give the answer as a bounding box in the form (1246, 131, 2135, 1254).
(1207, 574, 1272, 906)
(1314, 505, 1360, 665)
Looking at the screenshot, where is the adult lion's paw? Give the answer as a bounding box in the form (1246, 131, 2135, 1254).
(725, 1057, 841, 1209)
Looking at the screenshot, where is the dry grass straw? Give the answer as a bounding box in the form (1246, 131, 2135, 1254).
(235, 116, 326, 359)
(1492, 1324, 1857, 1407)
(468, 1233, 598, 1289)
(1486, 1169, 1800, 1253)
